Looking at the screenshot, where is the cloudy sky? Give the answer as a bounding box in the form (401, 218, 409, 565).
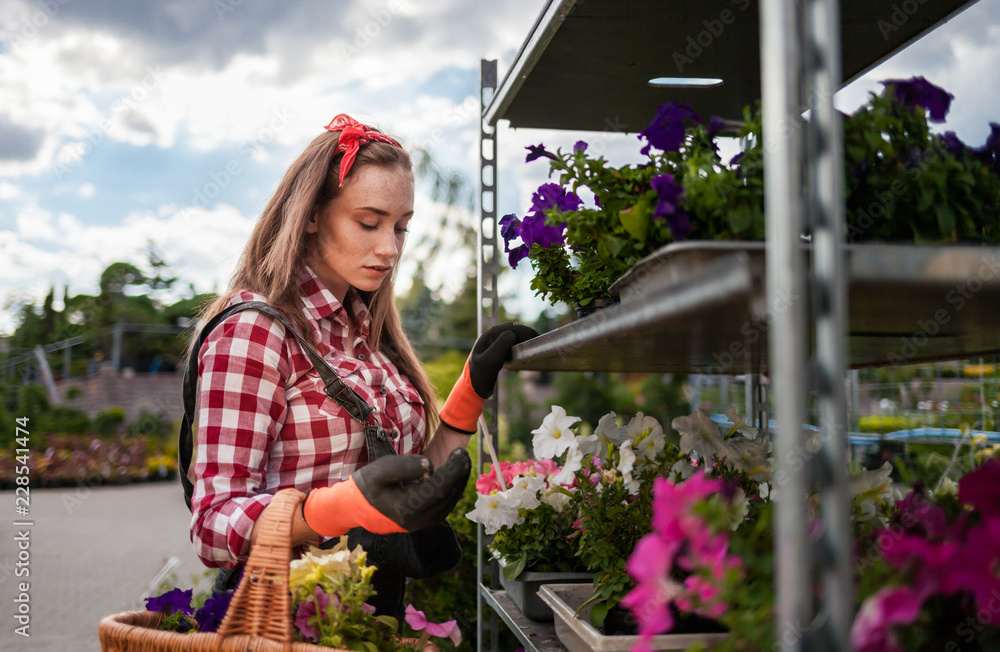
(1, 0, 999, 336)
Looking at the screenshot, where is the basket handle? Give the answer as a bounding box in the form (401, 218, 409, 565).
(216, 488, 305, 647)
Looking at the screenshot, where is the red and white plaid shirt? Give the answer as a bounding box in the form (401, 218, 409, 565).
(190, 266, 427, 568)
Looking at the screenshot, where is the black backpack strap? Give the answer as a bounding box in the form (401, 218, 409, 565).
(179, 300, 377, 510)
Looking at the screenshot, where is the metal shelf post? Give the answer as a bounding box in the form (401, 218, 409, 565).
(806, 0, 852, 648)
(760, 1, 811, 649)
(477, 58, 501, 652)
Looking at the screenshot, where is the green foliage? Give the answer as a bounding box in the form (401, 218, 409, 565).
(422, 349, 467, 406)
(493, 496, 583, 578)
(843, 93, 1000, 243)
(572, 443, 675, 626)
(858, 413, 934, 433)
(15, 384, 49, 421)
(127, 409, 173, 438)
(712, 502, 776, 652)
(37, 406, 92, 434)
(552, 372, 638, 427)
(94, 407, 126, 436)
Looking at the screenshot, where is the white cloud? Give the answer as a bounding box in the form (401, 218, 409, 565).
(0, 195, 256, 334)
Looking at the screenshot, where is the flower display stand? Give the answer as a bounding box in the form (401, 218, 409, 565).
(538, 584, 728, 652)
(475, 1, 985, 650)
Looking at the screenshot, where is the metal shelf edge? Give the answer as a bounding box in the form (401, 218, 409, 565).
(480, 585, 567, 652)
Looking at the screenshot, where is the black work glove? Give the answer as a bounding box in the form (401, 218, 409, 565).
(303, 448, 471, 536)
(467, 322, 540, 398)
(439, 322, 538, 433)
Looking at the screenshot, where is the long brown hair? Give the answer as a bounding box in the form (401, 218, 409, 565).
(191, 128, 438, 429)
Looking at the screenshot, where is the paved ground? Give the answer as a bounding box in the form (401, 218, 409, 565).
(0, 482, 208, 652)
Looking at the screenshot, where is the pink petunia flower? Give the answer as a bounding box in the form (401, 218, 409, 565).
(294, 587, 336, 643)
(958, 457, 1000, 517)
(851, 585, 927, 652)
(405, 605, 462, 646)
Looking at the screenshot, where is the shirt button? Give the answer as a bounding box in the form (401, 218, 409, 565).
(357, 353, 366, 361)
(379, 387, 387, 396)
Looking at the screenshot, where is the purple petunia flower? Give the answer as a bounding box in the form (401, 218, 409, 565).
(881, 76, 953, 123)
(573, 140, 588, 153)
(525, 143, 557, 163)
(507, 243, 530, 269)
(498, 213, 521, 253)
(651, 174, 692, 240)
(939, 131, 966, 157)
(729, 151, 745, 168)
(531, 182, 582, 214)
(194, 592, 234, 633)
(519, 212, 565, 249)
(640, 101, 701, 155)
(145, 588, 194, 616)
(973, 122, 1000, 175)
(707, 116, 726, 138)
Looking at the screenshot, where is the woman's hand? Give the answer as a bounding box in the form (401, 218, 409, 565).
(302, 449, 471, 537)
(439, 322, 538, 433)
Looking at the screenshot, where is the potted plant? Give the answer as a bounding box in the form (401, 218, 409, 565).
(499, 76, 1000, 312)
(465, 407, 593, 621)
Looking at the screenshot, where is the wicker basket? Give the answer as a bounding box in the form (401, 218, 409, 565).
(99, 488, 431, 652)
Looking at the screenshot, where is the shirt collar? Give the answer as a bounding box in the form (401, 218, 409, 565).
(297, 266, 372, 340)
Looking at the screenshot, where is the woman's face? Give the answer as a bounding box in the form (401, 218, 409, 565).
(306, 164, 414, 302)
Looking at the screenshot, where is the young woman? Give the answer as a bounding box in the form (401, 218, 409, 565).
(187, 114, 535, 616)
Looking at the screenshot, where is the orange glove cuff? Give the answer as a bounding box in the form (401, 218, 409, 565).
(439, 359, 484, 434)
(303, 477, 407, 537)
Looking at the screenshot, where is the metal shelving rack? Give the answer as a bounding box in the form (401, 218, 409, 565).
(475, 1, 987, 650)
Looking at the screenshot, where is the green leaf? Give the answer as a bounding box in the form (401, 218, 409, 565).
(375, 615, 398, 629)
(935, 204, 956, 240)
(589, 600, 611, 628)
(618, 198, 651, 244)
(503, 554, 528, 582)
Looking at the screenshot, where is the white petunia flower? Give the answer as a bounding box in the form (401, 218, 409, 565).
(579, 411, 621, 461)
(508, 475, 545, 511)
(849, 461, 894, 521)
(532, 405, 582, 460)
(718, 437, 772, 481)
(466, 489, 522, 535)
(542, 486, 573, 513)
(670, 458, 697, 481)
(724, 405, 759, 439)
(627, 412, 665, 462)
(617, 440, 640, 494)
(758, 482, 771, 501)
(551, 438, 584, 485)
(728, 488, 750, 529)
(672, 408, 728, 460)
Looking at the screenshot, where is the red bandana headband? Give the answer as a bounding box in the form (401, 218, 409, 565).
(324, 114, 401, 186)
